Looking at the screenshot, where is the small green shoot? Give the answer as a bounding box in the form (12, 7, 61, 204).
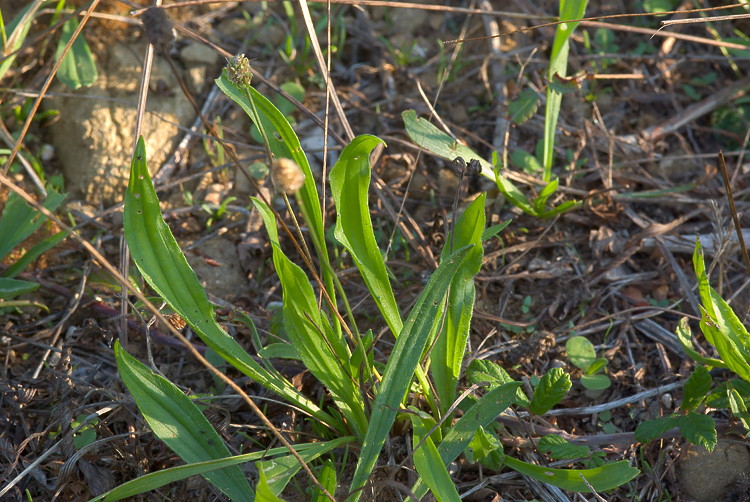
(566, 336, 611, 391)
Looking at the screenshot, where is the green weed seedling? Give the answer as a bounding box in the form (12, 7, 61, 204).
(97, 55, 639, 502)
(566, 335, 612, 392)
(635, 237, 750, 453)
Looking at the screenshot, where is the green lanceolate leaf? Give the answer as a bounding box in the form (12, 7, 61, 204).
(503, 456, 638, 492)
(538, 435, 591, 460)
(349, 244, 474, 500)
(311, 459, 337, 502)
(0, 277, 39, 299)
(216, 74, 336, 311)
(123, 138, 339, 432)
(432, 194, 485, 416)
(55, 16, 98, 89)
(253, 197, 367, 439)
(699, 306, 750, 382)
(0, 186, 65, 261)
(411, 411, 461, 502)
(114, 341, 253, 501)
(529, 367, 571, 415)
(3, 230, 66, 278)
(728, 384, 750, 431)
(330, 135, 401, 335)
(681, 365, 712, 412)
(88, 438, 355, 502)
(675, 317, 726, 368)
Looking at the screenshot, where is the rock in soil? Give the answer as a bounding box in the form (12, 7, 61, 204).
(678, 439, 750, 502)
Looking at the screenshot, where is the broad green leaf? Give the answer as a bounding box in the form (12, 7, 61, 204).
(699, 307, 750, 382)
(0, 187, 65, 261)
(728, 384, 750, 431)
(257, 343, 300, 361)
(507, 89, 540, 125)
(543, 0, 588, 180)
(330, 135, 401, 336)
(402, 110, 494, 183)
(216, 74, 336, 319)
(123, 138, 339, 432)
(538, 435, 591, 460)
(511, 149, 543, 174)
(3, 230, 66, 278)
(253, 198, 367, 439)
(586, 357, 608, 375)
(529, 367, 571, 415)
(311, 459, 337, 502)
(681, 365, 712, 412)
(566, 336, 596, 372)
(433, 194, 485, 416)
(465, 425, 501, 463)
(55, 17, 98, 89)
(410, 382, 522, 500)
(678, 411, 717, 452)
(503, 456, 638, 492)
(88, 438, 355, 502)
(349, 245, 474, 500)
(466, 359, 529, 406)
(411, 411, 461, 502)
(635, 415, 680, 443)
(0, 277, 39, 299)
(114, 341, 253, 502)
(675, 317, 726, 368)
(580, 373, 611, 390)
(276, 81, 305, 117)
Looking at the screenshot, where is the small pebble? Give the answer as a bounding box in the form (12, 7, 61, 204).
(661, 393, 673, 409)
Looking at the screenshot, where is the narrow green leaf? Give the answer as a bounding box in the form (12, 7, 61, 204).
(532, 178, 559, 214)
(253, 197, 367, 439)
(4, 230, 66, 278)
(481, 219, 511, 241)
(538, 435, 591, 460)
(0, 277, 39, 299)
(257, 343, 300, 361)
(678, 411, 717, 452)
(311, 460, 337, 502)
(216, 74, 336, 317)
(330, 135, 402, 336)
(409, 381, 522, 499)
(402, 110, 494, 182)
(494, 169, 534, 214)
(728, 384, 750, 431)
(503, 456, 638, 492)
(433, 194, 485, 416)
(114, 341, 253, 502)
(411, 412, 461, 502)
(255, 469, 284, 501)
(349, 245, 474, 500)
(699, 307, 750, 382)
(681, 365, 712, 412)
(88, 438, 354, 502)
(55, 17, 98, 89)
(0, 3, 37, 81)
(0, 187, 65, 261)
(529, 367, 571, 415)
(123, 138, 339, 431)
(675, 317, 726, 368)
(635, 415, 680, 443)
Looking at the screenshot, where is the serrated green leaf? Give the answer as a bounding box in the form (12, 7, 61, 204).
(549, 74, 580, 94)
(465, 359, 529, 406)
(465, 425, 501, 463)
(507, 89, 540, 125)
(635, 415, 680, 443)
(349, 245, 474, 500)
(55, 17, 98, 89)
(504, 456, 638, 492)
(681, 365, 712, 412)
(529, 367, 571, 415)
(538, 435, 591, 459)
(114, 341, 253, 501)
(678, 411, 717, 452)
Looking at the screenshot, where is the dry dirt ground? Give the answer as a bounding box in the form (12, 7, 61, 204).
(4, 1, 750, 501)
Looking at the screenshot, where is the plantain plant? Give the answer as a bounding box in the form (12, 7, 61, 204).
(93, 55, 638, 502)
